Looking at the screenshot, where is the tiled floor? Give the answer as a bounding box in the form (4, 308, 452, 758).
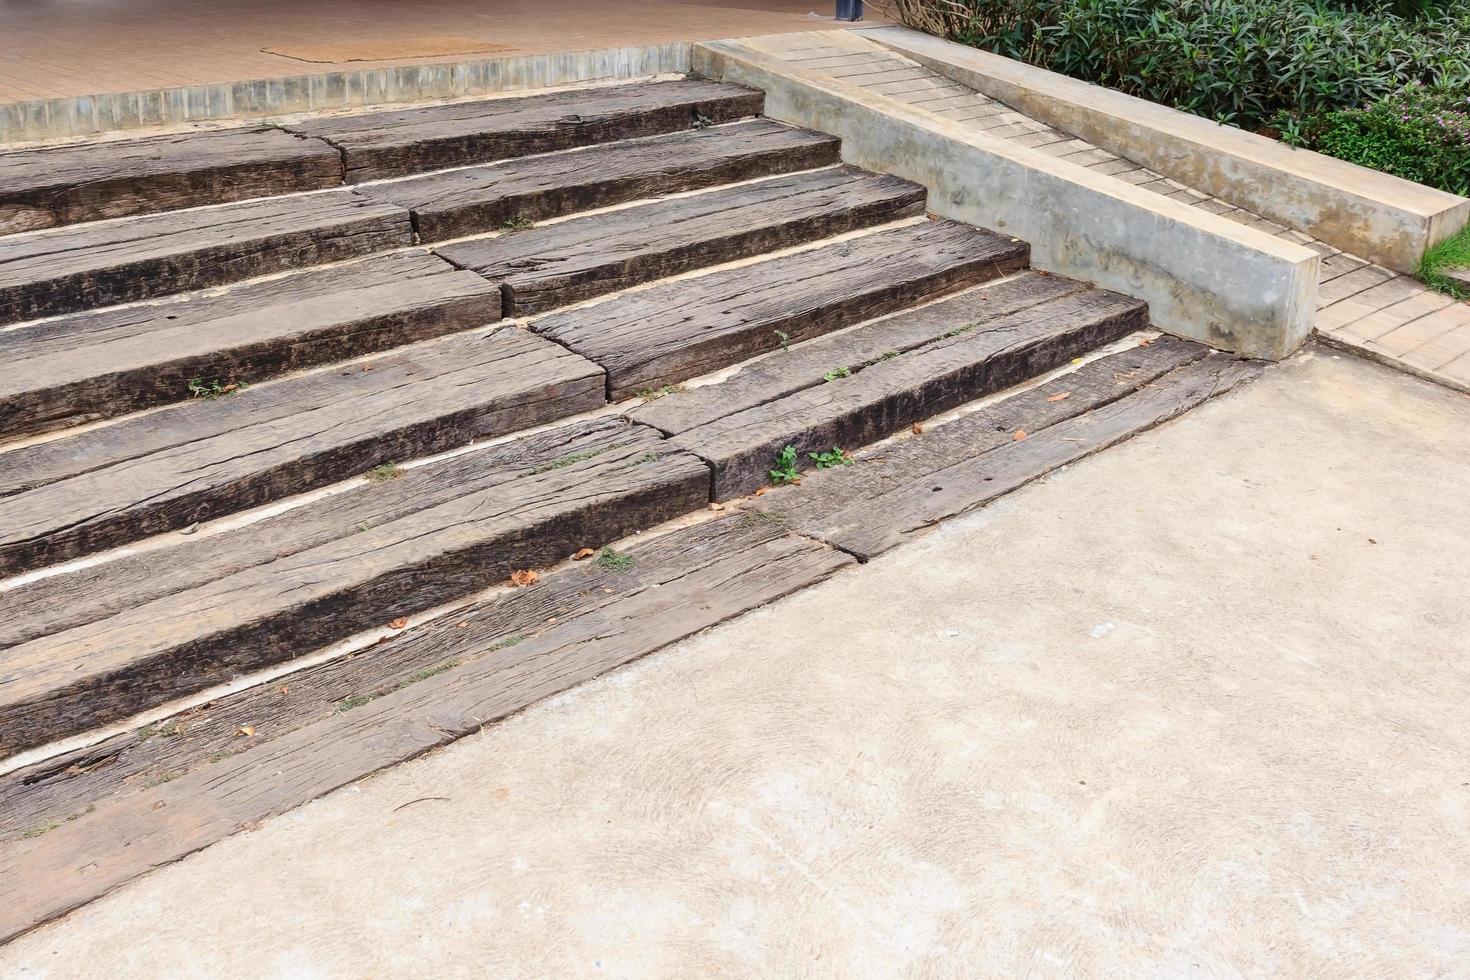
(0, 0, 860, 103)
(757, 31, 1470, 393)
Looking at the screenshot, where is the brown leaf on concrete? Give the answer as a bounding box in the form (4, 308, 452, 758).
(911, 422, 924, 434)
(236, 725, 256, 737)
(573, 547, 595, 561)
(1013, 429, 1028, 441)
(510, 569, 539, 587)
(387, 617, 409, 630)
(1046, 391, 1072, 403)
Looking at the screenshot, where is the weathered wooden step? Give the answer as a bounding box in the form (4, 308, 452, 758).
(630, 271, 1084, 435)
(752, 337, 1264, 558)
(0, 417, 711, 756)
(436, 166, 925, 315)
(0, 127, 344, 235)
(0, 251, 501, 440)
(288, 78, 765, 182)
(0, 326, 603, 575)
(0, 512, 843, 839)
(671, 286, 1148, 498)
(536, 219, 1030, 400)
(360, 119, 839, 242)
(0, 191, 411, 324)
(0, 513, 848, 940)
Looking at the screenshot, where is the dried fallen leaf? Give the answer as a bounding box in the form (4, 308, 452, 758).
(709, 502, 726, 512)
(278, 685, 290, 695)
(911, 422, 924, 435)
(510, 569, 539, 587)
(455, 620, 470, 629)
(754, 486, 770, 496)
(388, 617, 409, 630)
(179, 523, 200, 536)
(1045, 391, 1072, 403)
(1138, 337, 1154, 346)
(573, 547, 595, 561)
(237, 725, 256, 737)
(1013, 429, 1028, 442)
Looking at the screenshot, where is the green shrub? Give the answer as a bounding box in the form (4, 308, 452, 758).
(884, 0, 1470, 131)
(1285, 86, 1470, 196)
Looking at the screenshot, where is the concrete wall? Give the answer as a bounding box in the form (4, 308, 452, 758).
(862, 26, 1470, 274)
(695, 39, 1319, 361)
(0, 43, 693, 145)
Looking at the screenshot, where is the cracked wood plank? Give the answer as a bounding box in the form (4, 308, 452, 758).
(0, 326, 604, 575)
(0, 418, 710, 755)
(361, 119, 840, 241)
(535, 219, 1030, 400)
(289, 78, 765, 182)
(0, 190, 412, 324)
(0, 513, 849, 943)
(0, 251, 501, 439)
(0, 127, 344, 235)
(672, 287, 1148, 498)
(437, 166, 925, 315)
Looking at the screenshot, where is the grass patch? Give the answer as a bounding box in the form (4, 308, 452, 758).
(808, 447, 854, 469)
(1419, 226, 1470, 299)
(365, 462, 405, 482)
(822, 366, 851, 382)
(21, 821, 59, 839)
(594, 547, 636, 572)
(633, 383, 687, 400)
(335, 694, 376, 713)
(531, 446, 607, 474)
(187, 377, 248, 400)
(499, 215, 536, 232)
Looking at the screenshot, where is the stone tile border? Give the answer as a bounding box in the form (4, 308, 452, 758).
(0, 43, 692, 145)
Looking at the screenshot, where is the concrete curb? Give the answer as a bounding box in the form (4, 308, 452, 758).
(694, 38, 1319, 361)
(860, 25, 1470, 275)
(0, 43, 693, 145)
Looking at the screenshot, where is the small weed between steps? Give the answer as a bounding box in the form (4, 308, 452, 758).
(773, 329, 791, 351)
(809, 447, 854, 469)
(22, 821, 58, 839)
(633, 383, 687, 400)
(365, 462, 405, 482)
(822, 366, 851, 382)
(862, 350, 900, 367)
(531, 446, 609, 474)
(691, 112, 714, 130)
(187, 377, 248, 400)
(335, 694, 375, 714)
(499, 215, 536, 232)
(943, 322, 980, 339)
(769, 444, 800, 484)
(594, 547, 636, 572)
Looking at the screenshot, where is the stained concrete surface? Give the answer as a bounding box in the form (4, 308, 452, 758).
(4, 348, 1469, 977)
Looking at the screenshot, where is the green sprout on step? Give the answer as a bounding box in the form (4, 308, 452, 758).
(822, 366, 851, 382)
(808, 447, 853, 469)
(365, 462, 404, 482)
(499, 215, 536, 232)
(594, 547, 636, 572)
(769, 444, 800, 485)
(187, 377, 247, 400)
(691, 112, 714, 130)
(773, 329, 791, 352)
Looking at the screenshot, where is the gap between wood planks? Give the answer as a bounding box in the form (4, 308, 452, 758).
(0, 328, 1154, 779)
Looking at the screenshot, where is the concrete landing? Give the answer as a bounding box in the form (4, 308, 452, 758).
(3, 348, 1468, 975)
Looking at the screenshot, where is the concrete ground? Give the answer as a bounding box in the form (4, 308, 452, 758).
(3, 348, 1469, 977)
(0, 0, 854, 103)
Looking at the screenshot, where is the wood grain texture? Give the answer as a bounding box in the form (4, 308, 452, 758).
(437, 166, 925, 315)
(0, 127, 343, 235)
(630, 271, 1085, 435)
(0, 190, 411, 324)
(0, 326, 604, 575)
(787, 348, 1265, 559)
(672, 287, 1148, 498)
(0, 418, 710, 755)
(0, 251, 501, 439)
(0, 514, 850, 943)
(535, 219, 1031, 400)
(361, 119, 840, 242)
(288, 78, 765, 182)
(0, 514, 824, 839)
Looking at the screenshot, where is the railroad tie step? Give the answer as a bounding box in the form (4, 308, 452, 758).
(0, 251, 501, 440)
(361, 119, 841, 242)
(437, 166, 926, 316)
(0, 416, 710, 757)
(533, 218, 1031, 400)
(0, 190, 412, 324)
(288, 78, 766, 182)
(0, 325, 604, 576)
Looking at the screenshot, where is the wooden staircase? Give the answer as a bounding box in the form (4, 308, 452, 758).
(0, 73, 1262, 939)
